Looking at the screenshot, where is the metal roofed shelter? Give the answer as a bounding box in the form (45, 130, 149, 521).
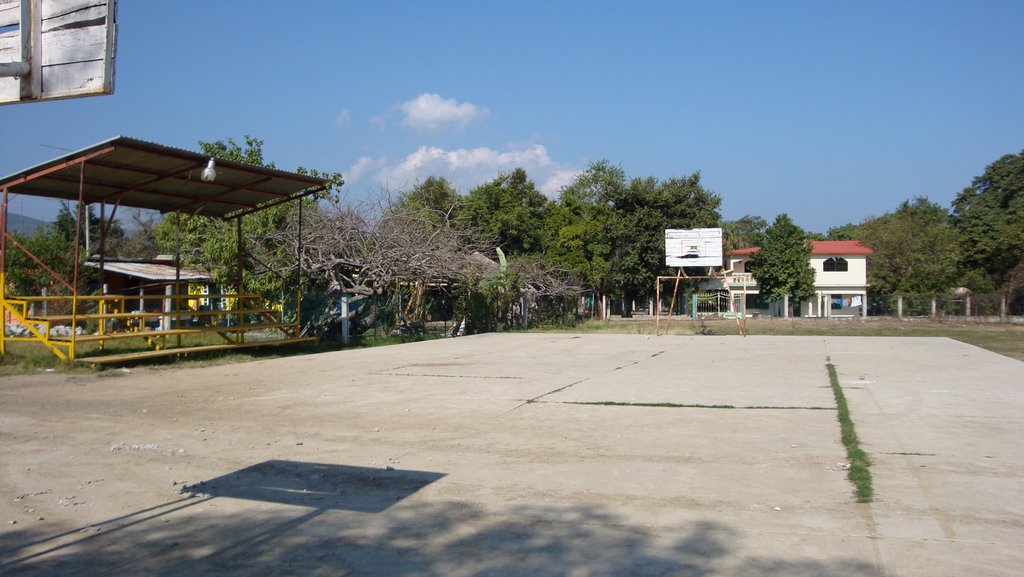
(84, 259, 212, 284)
(0, 136, 331, 364)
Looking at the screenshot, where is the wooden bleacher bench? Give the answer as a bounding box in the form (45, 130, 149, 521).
(52, 322, 298, 343)
(7, 290, 313, 363)
(28, 311, 166, 323)
(29, 308, 282, 323)
(76, 337, 317, 365)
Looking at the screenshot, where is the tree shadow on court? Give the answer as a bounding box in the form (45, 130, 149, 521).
(0, 460, 882, 577)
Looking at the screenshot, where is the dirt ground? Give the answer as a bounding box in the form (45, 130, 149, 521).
(1, 333, 1021, 576)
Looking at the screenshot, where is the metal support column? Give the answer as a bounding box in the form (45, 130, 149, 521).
(1, 186, 7, 356)
(236, 216, 244, 343)
(70, 163, 85, 360)
(175, 211, 182, 348)
(296, 199, 303, 337)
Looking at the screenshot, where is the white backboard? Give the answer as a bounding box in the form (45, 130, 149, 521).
(665, 228, 723, 267)
(0, 0, 116, 105)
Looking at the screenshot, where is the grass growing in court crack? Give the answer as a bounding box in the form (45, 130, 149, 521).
(827, 362, 874, 502)
(545, 401, 834, 410)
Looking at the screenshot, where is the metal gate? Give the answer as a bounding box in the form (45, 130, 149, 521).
(694, 291, 730, 317)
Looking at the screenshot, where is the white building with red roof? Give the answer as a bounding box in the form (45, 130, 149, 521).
(728, 240, 873, 317)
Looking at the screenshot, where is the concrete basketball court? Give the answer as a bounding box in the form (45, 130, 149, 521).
(1, 333, 1021, 576)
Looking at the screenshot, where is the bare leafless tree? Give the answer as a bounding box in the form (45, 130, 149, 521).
(295, 197, 489, 295)
(508, 259, 583, 298)
(107, 208, 163, 259)
(247, 194, 488, 300)
(247, 192, 581, 335)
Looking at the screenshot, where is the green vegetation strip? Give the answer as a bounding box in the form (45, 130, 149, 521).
(545, 400, 835, 410)
(827, 362, 874, 502)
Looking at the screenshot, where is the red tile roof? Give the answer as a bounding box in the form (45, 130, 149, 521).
(731, 240, 873, 256)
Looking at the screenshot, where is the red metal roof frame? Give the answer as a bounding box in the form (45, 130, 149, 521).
(0, 136, 331, 220)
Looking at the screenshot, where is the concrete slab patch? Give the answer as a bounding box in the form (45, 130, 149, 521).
(540, 335, 837, 408)
(1, 333, 1021, 576)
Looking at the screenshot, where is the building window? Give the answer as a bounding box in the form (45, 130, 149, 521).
(745, 293, 768, 309)
(823, 257, 848, 272)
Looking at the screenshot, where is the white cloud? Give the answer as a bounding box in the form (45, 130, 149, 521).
(345, 155, 386, 185)
(399, 93, 488, 130)
(345, 144, 579, 197)
(335, 109, 351, 125)
(540, 168, 580, 196)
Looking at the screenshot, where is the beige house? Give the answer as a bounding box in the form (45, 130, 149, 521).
(727, 240, 873, 317)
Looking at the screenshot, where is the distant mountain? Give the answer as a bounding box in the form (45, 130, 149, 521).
(5, 213, 48, 236)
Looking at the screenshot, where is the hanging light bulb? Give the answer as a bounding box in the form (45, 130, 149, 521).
(201, 158, 217, 182)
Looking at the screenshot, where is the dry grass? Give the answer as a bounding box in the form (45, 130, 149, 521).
(4, 316, 1021, 375)
(560, 316, 1024, 361)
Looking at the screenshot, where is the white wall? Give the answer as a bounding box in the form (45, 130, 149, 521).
(728, 253, 870, 317)
(732, 255, 867, 289)
(811, 255, 868, 287)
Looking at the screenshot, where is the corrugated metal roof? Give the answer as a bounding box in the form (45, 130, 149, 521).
(731, 240, 873, 256)
(809, 240, 873, 255)
(0, 136, 332, 219)
(84, 261, 212, 282)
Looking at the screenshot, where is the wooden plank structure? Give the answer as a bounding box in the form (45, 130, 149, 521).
(654, 268, 748, 337)
(0, 0, 118, 105)
(655, 228, 747, 336)
(0, 136, 332, 364)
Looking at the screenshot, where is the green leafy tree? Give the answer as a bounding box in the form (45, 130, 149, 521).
(394, 176, 461, 227)
(457, 168, 551, 258)
(49, 202, 125, 255)
(859, 197, 960, 294)
(200, 135, 272, 167)
(545, 161, 621, 293)
(951, 150, 1024, 291)
(723, 215, 767, 252)
(5, 201, 125, 295)
(607, 172, 721, 307)
(825, 222, 860, 241)
(747, 214, 816, 304)
(51, 202, 83, 245)
(5, 227, 78, 295)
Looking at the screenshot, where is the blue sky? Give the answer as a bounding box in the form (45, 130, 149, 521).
(2, 0, 1022, 233)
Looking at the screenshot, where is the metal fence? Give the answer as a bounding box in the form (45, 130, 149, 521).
(868, 292, 1023, 321)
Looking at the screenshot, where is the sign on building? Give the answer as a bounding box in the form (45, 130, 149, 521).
(665, 228, 723, 268)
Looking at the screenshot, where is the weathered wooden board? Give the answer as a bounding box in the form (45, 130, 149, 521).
(0, 0, 21, 27)
(0, 0, 116, 105)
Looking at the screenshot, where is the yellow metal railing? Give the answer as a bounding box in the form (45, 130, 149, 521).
(2, 288, 305, 363)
